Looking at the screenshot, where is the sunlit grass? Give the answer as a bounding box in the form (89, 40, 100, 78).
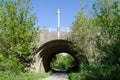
(0, 71, 51, 80)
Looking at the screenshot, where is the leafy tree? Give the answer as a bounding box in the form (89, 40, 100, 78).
(69, 0, 120, 80)
(0, 0, 39, 73)
(69, 11, 98, 64)
(93, 0, 120, 79)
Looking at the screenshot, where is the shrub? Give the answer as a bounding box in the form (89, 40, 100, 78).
(0, 58, 23, 73)
(69, 64, 120, 80)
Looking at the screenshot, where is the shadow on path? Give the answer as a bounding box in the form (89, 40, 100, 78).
(52, 70, 68, 73)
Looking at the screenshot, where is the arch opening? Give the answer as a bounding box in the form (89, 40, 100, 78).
(40, 40, 80, 72)
(50, 52, 78, 73)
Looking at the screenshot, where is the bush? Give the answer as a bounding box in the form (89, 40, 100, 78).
(69, 64, 120, 80)
(0, 58, 23, 73)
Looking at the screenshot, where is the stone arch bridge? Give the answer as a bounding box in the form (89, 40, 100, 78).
(29, 28, 87, 72)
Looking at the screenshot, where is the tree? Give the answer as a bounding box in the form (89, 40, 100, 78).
(93, 0, 120, 79)
(0, 0, 39, 73)
(69, 11, 98, 63)
(69, 0, 120, 80)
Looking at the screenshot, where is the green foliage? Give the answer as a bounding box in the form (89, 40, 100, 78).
(0, 72, 51, 80)
(93, 0, 120, 79)
(69, 11, 98, 61)
(69, 0, 120, 80)
(50, 53, 76, 71)
(0, 58, 23, 73)
(0, 0, 39, 73)
(69, 64, 120, 80)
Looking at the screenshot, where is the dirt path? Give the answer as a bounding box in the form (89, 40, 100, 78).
(41, 73, 69, 80)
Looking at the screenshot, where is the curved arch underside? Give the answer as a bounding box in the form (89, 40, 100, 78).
(31, 39, 87, 72)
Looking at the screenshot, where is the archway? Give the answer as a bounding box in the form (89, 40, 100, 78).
(31, 39, 87, 72)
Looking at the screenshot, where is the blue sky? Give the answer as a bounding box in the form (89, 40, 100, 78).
(31, 0, 94, 29)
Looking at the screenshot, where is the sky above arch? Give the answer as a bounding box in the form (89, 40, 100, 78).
(31, 0, 94, 29)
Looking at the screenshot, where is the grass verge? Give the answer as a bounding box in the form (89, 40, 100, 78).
(0, 71, 51, 80)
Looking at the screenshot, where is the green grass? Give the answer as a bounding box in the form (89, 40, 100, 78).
(0, 71, 51, 80)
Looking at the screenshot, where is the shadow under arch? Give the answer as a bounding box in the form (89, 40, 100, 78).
(33, 39, 88, 72)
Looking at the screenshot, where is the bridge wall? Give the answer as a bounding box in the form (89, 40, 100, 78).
(40, 32, 69, 43)
(39, 27, 70, 43)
